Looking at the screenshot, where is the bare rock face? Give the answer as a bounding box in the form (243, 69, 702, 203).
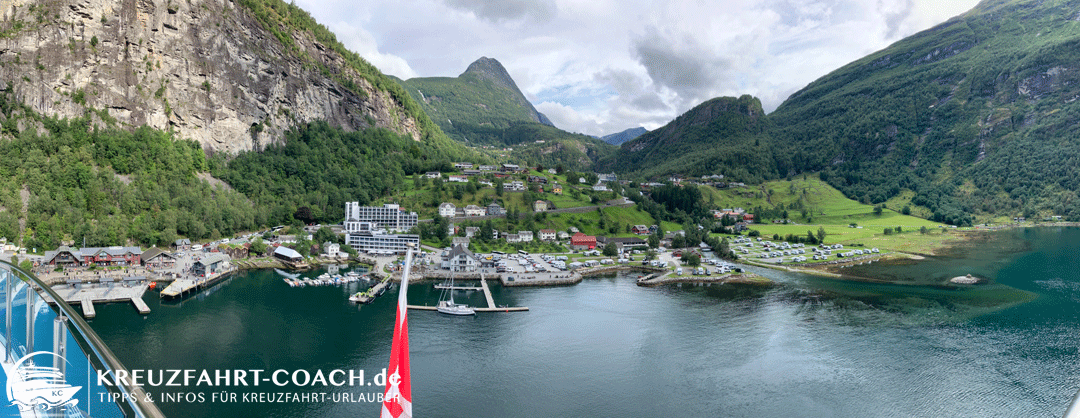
(0, 0, 422, 154)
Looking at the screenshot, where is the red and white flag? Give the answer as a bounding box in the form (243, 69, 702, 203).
(382, 246, 414, 418)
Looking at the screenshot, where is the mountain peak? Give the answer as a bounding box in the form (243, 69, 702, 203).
(462, 57, 518, 92)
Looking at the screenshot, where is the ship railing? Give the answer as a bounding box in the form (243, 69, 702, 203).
(0, 260, 165, 418)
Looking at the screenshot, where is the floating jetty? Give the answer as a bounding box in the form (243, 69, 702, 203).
(48, 277, 152, 318)
(349, 275, 391, 304)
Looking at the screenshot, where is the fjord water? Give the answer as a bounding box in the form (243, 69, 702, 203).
(89, 227, 1080, 417)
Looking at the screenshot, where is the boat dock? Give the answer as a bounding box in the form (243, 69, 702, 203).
(48, 278, 152, 319)
(410, 276, 528, 313)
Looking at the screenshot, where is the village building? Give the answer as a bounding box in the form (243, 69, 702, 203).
(465, 227, 480, 238)
(533, 200, 548, 212)
(454, 162, 474, 170)
(438, 202, 457, 218)
(632, 225, 650, 235)
(273, 246, 304, 263)
(518, 231, 534, 242)
(552, 183, 563, 194)
(140, 247, 176, 269)
(447, 244, 478, 272)
(322, 242, 341, 258)
(192, 253, 230, 277)
(539, 229, 557, 242)
(503, 181, 526, 191)
(464, 205, 485, 217)
(43, 246, 143, 267)
(598, 236, 648, 251)
(487, 203, 506, 216)
(425, 171, 441, 179)
(447, 174, 468, 183)
(173, 239, 191, 251)
(570, 233, 597, 250)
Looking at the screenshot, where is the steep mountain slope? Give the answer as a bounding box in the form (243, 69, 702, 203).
(600, 96, 774, 181)
(601, 127, 648, 145)
(0, 0, 442, 153)
(768, 0, 1080, 223)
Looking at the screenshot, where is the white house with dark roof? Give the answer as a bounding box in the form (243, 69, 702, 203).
(447, 244, 478, 272)
(464, 205, 485, 217)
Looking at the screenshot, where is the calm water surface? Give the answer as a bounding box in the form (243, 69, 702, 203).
(88, 228, 1080, 417)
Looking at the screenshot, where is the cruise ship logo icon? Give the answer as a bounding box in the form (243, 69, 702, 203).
(3, 351, 81, 411)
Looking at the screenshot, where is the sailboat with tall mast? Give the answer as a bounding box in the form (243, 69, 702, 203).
(436, 272, 475, 316)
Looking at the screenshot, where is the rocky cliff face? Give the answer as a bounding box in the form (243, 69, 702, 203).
(0, 0, 422, 154)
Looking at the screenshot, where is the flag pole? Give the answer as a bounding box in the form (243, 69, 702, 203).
(381, 243, 415, 418)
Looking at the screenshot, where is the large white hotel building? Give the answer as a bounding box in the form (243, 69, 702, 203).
(344, 203, 420, 254)
(344, 203, 418, 232)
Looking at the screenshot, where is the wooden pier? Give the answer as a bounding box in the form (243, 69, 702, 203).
(407, 305, 529, 312)
(410, 276, 528, 313)
(479, 278, 497, 310)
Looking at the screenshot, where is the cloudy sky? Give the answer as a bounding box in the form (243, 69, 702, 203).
(296, 0, 981, 137)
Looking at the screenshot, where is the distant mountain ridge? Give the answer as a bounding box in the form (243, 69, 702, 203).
(601, 127, 648, 145)
(398, 57, 616, 171)
(599, 96, 773, 181)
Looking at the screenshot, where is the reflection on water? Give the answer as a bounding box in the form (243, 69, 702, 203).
(85, 228, 1080, 417)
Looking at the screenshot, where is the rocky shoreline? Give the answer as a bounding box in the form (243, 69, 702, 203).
(636, 272, 771, 287)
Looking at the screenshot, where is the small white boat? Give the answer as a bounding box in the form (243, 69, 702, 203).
(437, 300, 475, 316)
(436, 274, 474, 316)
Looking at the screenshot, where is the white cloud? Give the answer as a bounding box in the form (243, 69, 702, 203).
(296, 0, 982, 136)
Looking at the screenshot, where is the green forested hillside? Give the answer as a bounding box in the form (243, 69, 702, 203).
(215, 121, 482, 225)
(0, 91, 257, 249)
(599, 96, 775, 181)
(612, 0, 1080, 224)
(769, 0, 1080, 224)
